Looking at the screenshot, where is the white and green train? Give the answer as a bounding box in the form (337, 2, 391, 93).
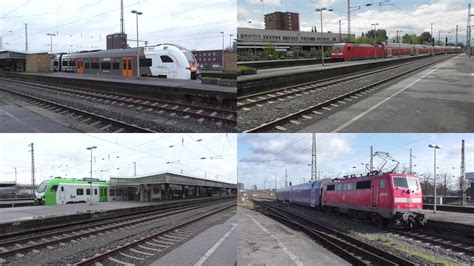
(35, 177, 109, 205)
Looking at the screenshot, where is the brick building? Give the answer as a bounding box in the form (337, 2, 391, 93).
(264, 12, 300, 31)
(192, 49, 223, 67)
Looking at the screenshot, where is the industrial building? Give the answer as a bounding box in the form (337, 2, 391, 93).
(264, 12, 300, 31)
(109, 172, 237, 202)
(237, 27, 355, 52)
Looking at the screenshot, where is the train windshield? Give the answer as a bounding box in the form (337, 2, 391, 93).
(37, 181, 49, 193)
(332, 44, 345, 52)
(393, 177, 419, 191)
(183, 50, 197, 64)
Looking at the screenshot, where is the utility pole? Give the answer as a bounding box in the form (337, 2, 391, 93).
(369, 146, 373, 172)
(24, 23, 28, 52)
(467, 3, 472, 56)
(284, 168, 288, 188)
(460, 139, 466, 206)
(120, 0, 125, 35)
(409, 149, 415, 174)
(13, 168, 17, 208)
(438, 31, 441, 45)
(456, 24, 458, 46)
(339, 20, 342, 42)
(28, 143, 35, 197)
(311, 133, 317, 180)
(347, 0, 351, 42)
(431, 22, 434, 56)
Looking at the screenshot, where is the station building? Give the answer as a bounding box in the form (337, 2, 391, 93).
(237, 27, 355, 52)
(109, 172, 237, 202)
(0, 51, 52, 73)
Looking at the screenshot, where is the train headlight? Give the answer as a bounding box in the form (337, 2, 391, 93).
(403, 213, 409, 221)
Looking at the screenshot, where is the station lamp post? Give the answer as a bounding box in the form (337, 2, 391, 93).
(46, 33, 56, 56)
(229, 34, 234, 51)
(371, 23, 379, 59)
(220, 31, 225, 70)
(131, 10, 143, 48)
(428, 144, 441, 213)
(315, 7, 333, 66)
(396, 30, 403, 57)
(86, 146, 97, 205)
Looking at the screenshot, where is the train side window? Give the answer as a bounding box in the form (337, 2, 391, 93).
(160, 55, 174, 63)
(101, 62, 111, 69)
(139, 58, 153, 67)
(50, 185, 58, 192)
(110, 189, 115, 196)
(70, 61, 76, 67)
(62, 61, 69, 66)
(86, 189, 91, 195)
(85, 63, 90, 69)
(356, 180, 371, 189)
(327, 185, 335, 191)
(113, 62, 120, 70)
(117, 190, 121, 196)
(380, 179, 385, 188)
(335, 184, 341, 191)
(54, 61, 59, 66)
(94, 189, 98, 195)
(91, 63, 100, 69)
(77, 188, 84, 195)
(61, 186, 64, 191)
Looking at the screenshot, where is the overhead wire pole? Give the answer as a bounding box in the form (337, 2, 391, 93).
(369, 146, 373, 172)
(28, 143, 35, 197)
(24, 23, 28, 52)
(460, 139, 466, 206)
(311, 133, 317, 181)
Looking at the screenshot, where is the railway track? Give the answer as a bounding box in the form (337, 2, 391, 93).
(0, 85, 154, 133)
(238, 55, 455, 132)
(0, 198, 234, 262)
(252, 200, 416, 265)
(0, 77, 236, 126)
(75, 202, 234, 265)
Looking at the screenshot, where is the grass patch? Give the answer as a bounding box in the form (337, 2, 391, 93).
(237, 65, 257, 75)
(354, 232, 459, 265)
(69, 123, 86, 133)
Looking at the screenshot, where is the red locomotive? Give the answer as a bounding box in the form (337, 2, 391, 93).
(277, 153, 427, 228)
(331, 42, 461, 61)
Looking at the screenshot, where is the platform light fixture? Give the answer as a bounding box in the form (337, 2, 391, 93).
(46, 33, 56, 56)
(86, 146, 97, 205)
(220, 31, 225, 70)
(428, 144, 441, 213)
(371, 23, 380, 60)
(131, 10, 143, 48)
(315, 7, 333, 66)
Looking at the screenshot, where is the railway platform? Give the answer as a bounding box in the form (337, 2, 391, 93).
(238, 54, 432, 96)
(237, 206, 349, 266)
(298, 53, 473, 133)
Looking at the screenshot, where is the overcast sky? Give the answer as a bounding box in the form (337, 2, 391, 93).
(0, 133, 237, 185)
(238, 133, 474, 190)
(0, 0, 237, 53)
(238, 0, 470, 43)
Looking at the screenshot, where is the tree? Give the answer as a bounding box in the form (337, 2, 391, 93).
(420, 31, 433, 44)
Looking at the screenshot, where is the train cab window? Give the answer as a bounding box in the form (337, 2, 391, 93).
(91, 63, 100, 69)
(101, 62, 111, 69)
(86, 189, 91, 195)
(160, 56, 174, 63)
(139, 59, 153, 67)
(380, 179, 386, 188)
(113, 62, 120, 70)
(50, 185, 58, 192)
(77, 188, 84, 195)
(94, 189, 98, 195)
(356, 180, 371, 189)
(327, 185, 335, 191)
(85, 63, 90, 69)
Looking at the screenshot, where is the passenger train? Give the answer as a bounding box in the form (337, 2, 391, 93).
(277, 172, 426, 228)
(53, 44, 199, 80)
(331, 42, 461, 61)
(35, 177, 109, 205)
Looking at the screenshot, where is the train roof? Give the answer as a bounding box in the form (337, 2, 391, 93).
(277, 178, 332, 192)
(41, 177, 109, 185)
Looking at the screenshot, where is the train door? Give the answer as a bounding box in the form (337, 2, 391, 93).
(59, 186, 65, 204)
(310, 189, 316, 207)
(372, 180, 379, 209)
(386, 48, 392, 58)
(77, 60, 84, 75)
(122, 57, 133, 77)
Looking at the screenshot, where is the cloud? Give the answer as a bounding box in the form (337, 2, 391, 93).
(246, 0, 280, 6)
(315, 0, 336, 8)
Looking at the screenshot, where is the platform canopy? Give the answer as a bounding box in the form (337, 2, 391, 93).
(110, 172, 236, 189)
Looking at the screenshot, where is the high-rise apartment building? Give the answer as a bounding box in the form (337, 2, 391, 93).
(264, 12, 300, 31)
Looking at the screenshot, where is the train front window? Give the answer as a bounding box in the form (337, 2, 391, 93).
(332, 45, 344, 52)
(393, 177, 419, 191)
(183, 51, 197, 63)
(50, 185, 58, 192)
(37, 181, 48, 193)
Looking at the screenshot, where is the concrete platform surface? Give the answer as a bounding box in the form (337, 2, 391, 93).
(237, 207, 349, 266)
(423, 209, 474, 226)
(152, 213, 237, 266)
(18, 72, 236, 93)
(0, 103, 76, 133)
(240, 55, 423, 82)
(299, 54, 474, 133)
(0, 201, 160, 224)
